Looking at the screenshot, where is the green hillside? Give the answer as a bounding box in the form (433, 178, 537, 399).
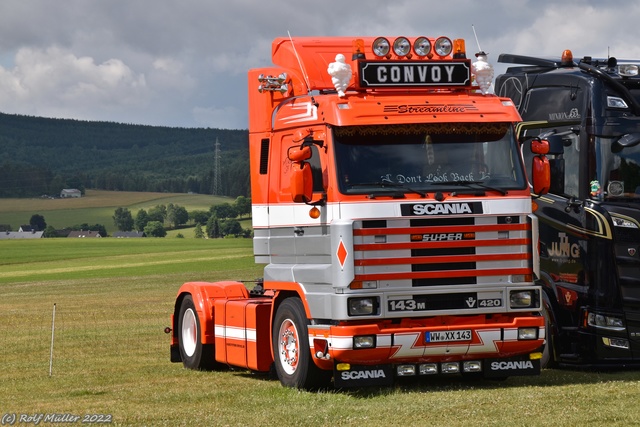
(0, 112, 249, 197)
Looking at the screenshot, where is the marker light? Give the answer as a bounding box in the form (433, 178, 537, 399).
(453, 39, 466, 59)
(372, 37, 390, 57)
(413, 37, 431, 57)
(352, 38, 365, 60)
(434, 37, 453, 57)
(393, 37, 411, 57)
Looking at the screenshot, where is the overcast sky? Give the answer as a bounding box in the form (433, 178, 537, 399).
(1, 0, 638, 130)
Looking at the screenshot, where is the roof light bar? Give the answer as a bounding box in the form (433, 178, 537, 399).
(369, 36, 459, 59)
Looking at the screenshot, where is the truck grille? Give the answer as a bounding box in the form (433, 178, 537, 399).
(353, 216, 532, 287)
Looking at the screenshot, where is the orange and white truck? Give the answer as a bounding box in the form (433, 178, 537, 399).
(168, 35, 552, 388)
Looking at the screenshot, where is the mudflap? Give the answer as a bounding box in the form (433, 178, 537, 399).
(484, 356, 541, 379)
(333, 364, 394, 388)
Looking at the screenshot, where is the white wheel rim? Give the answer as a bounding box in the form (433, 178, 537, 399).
(277, 318, 299, 375)
(181, 308, 198, 357)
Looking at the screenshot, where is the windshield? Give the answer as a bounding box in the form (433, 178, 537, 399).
(333, 123, 527, 195)
(592, 136, 640, 202)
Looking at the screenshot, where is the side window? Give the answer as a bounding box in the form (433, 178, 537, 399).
(308, 145, 324, 192)
(562, 134, 580, 197)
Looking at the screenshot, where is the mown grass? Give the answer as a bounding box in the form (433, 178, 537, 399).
(1, 239, 640, 426)
(0, 189, 232, 234)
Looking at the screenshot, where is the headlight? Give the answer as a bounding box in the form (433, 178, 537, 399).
(510, 290, 539, 308)
(348, 297, 377, 316)
(393, 37, 411, 57)
(434, 37, 453, 57)
(372, 37, 390, 57)
(607, 96, 628, 109)
(587, 312, 625, 331)
(612, 216, 638, 228)
(413, 37, 431, 57)
(618, 64, 639, 77)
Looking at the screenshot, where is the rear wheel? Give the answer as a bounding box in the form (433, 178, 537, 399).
(178, 295, 216, 370)
(272, 298, 331, 389)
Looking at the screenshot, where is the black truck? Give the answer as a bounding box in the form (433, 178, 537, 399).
(496, 50, 640, 368)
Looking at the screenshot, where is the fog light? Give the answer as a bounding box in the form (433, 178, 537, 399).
(463, 361, 482, 373)
(419, 363, 438, 375)
(441, 362, 459, 374)
(397, 365, 416, 376)
(602, 337, 630, 350)
(518, 327, 539, 340)
(353, 335, 376, 349)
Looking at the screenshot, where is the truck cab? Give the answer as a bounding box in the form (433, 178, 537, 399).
(496, 51, 640, 368)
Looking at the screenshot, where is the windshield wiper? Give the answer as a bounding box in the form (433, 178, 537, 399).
(347, 182, 426, 197)
(434, 180, 508, 196)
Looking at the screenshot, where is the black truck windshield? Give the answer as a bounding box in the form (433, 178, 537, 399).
(593, 136, 640, 202)
(333, 123, 527, 195)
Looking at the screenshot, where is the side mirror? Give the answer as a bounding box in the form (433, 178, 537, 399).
(290, 162, 313, 203)
(531, 139, 549, 155)
(532, 155, 550, 195)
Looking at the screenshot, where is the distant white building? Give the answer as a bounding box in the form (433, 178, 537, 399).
(0, 231, 44, 239)
(60, 189, 82, 198)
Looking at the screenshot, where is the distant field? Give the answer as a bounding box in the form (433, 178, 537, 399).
(0, 189, 235, 233)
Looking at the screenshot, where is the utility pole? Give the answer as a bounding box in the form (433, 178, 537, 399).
(212, 138, 221, 195)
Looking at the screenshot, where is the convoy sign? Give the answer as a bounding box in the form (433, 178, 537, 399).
(359, 60, 471, 88)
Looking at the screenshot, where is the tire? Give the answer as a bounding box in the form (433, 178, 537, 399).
(540, 298, 557, 369)
(272, 298, 331, 389)
(178, 295, 216, 370)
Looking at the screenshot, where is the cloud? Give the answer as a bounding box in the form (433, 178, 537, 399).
(0, 0, 638, 129)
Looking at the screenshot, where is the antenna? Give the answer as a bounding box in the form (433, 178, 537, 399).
(472, 24, 483, 53)
(287, 31, 312, 94)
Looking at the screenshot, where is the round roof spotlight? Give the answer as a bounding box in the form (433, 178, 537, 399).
(393, 37, 411, 57)
(372, 37, 390, 57)
(413, 37, 431, 57)
(434, 37, 453, 57)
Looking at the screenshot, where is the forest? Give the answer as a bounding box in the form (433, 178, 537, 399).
(0, 112, 249, 197)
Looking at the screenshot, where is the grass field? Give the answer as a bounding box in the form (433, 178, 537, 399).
(2, 238, 640, 426)
(0, 189, 234, 234)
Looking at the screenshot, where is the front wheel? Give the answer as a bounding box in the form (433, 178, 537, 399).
(272, 298, 331, 389)
(540, 298, 557, 369)
(178, 295, 217, 370)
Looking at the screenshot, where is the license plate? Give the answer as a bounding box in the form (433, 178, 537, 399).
(426, 330, 472, 343)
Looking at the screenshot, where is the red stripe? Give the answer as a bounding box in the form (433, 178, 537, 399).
(354, 238, 530, 251)
(354, 252, 528, 266)
(355, 267, 532, 281)
(354, 223, 528, 236)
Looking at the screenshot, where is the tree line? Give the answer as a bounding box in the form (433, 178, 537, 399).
(0, 112, 250, 198)
(112, 196, 252, 238)
(17, 196, 252, 238)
